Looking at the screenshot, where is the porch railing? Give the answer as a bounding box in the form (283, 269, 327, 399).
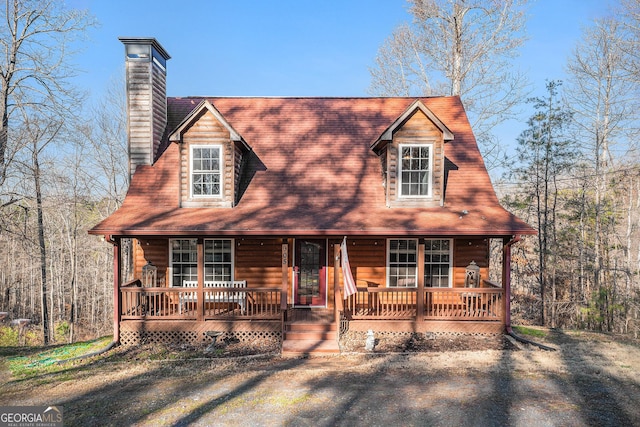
(344, 286, 504, 321)
(120, 284, 283, 320)
(121, 282, 503, 323)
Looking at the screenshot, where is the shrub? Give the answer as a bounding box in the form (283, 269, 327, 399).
(0, 325, 20, 346)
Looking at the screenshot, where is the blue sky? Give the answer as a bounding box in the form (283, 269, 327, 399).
(72, 0, 410, 97)
(70, 0, 616, 159)
(72, 0, 615, 97)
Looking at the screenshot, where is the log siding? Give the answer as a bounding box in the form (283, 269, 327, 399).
(131, 236, 490, 304)
(180, 110, 236, 207)
(386, 110, 446, 207)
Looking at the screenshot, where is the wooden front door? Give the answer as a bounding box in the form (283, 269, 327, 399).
(294, 239, 327, 306)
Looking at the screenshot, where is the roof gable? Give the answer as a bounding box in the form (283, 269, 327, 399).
(168, 99, 249, 151)
(371, 99, 454, 153)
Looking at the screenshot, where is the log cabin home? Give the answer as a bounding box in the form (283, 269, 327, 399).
(89, 38, 535, 355)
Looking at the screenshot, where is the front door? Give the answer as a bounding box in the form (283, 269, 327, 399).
(294, 239, 327, 306)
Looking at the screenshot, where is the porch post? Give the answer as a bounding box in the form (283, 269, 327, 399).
(334, 242, 342, 333)
(281, 239, 289, 316)
(112, 237, 121, 344)
(416, 240, 425, 322)
(197, 238, 204, 322)
(502, 236, 514, 328)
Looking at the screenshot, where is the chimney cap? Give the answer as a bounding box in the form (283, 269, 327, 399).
(118, 37, 171, 60)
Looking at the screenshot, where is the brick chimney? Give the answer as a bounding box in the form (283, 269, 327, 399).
(119, 37, 171, 180)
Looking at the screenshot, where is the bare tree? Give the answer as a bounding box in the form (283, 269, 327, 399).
(369, 0, 530, 168)
(499, 4, 640, 336)
(565, 17, 638, 328)
(620, 0, 640, 75)
(13, 103, 64, 344)
(80, 75, 129, 208)
(0, 0, 94, 186)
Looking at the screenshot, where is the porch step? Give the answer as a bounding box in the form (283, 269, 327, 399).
(282, 339, 340, 356)
(284, 331, 336, 341)
(286, 321, 336, 333)
(282, 321, 340, 356)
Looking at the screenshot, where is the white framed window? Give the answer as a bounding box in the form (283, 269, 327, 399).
(387, 238, 453, 288)
(424, 239, 452, 288)
(169, 238, 234, 286)
(387, 239, 418, 287)
(399, 144, 432, 197)
(191, 145, 221, 197)
(204, 239, 233, 281)
(169, 239, 197, 286)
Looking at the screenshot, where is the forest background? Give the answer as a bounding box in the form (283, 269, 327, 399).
(0, 0, 639, 344)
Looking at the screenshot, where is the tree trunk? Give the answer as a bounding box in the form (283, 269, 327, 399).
(34, 148, 50, 345)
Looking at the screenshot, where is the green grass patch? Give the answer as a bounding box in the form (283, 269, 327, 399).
(512, 325, 547, 338)
(0, 325, 41, 347)
(5, 336, 113, 379)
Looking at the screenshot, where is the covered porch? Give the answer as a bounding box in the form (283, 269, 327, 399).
(113, 234, 517, 346)
(117, 282, 506, 346)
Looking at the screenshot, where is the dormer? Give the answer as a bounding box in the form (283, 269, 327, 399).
(168, 100, 250, 208)
(371, 100, 454, 208)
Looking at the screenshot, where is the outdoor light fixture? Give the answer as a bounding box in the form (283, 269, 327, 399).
(142, 260, 157, 288)
(465, 261, 481, 288)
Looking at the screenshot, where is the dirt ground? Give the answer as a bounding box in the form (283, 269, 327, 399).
(1, 329, 640, 427)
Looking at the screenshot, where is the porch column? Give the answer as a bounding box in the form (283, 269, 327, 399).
(502, 236, 518, 328)
(334, 243, 343, 332)
(281, 239, 289, 314)
(416, 240, 425, 322)
(197, 238, 204, 322)
(112, 237, 121, 344)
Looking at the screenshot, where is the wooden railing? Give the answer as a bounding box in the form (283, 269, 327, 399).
(345, 286, 504, 321)
(120, 286, 283, 320)
(122, 282, 502, 323)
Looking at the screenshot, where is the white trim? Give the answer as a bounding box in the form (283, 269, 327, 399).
(168, 238, 197, 287)
(424, 238, 453, 288)
(189, 144, 223, 199)
(204, 238, 235, 282)
(168, 238, 235, 287)
(398, 143, 433, 198)
(386, 238, 419, 288)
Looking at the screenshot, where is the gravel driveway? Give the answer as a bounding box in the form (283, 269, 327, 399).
(1, 329, 639, 426)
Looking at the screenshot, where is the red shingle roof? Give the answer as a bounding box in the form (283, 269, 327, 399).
(90, 96, 534, 237)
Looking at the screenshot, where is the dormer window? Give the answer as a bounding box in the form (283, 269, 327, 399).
(191, 145, 221, 197)
(371, 100, 453, 208)
(399, 144, 432, 198)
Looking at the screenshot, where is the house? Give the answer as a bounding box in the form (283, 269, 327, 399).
(89, 38, 535, 355)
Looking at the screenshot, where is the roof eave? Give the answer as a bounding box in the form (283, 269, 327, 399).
(89, 227, 536, 238)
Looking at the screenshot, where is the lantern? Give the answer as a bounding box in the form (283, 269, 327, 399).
(465, 261, 481, 288)
(142, 261, 157, 287)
